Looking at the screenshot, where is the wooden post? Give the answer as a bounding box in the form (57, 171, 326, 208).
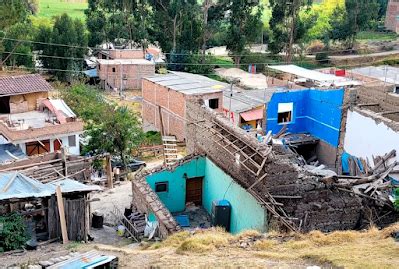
(106, 155, 113, 189)
(55, 186, 69, 244)
(61, 147, 68, 176)
(158, 106, 165, 136)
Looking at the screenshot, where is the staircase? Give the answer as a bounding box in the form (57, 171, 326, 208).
(162, 136, 178, 165)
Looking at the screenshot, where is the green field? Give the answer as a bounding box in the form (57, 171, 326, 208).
(37, 0, 87, 21)
(357, 31, 398, 41)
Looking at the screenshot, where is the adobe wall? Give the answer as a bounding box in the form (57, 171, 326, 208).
(9, 92, 48, 113)
(131, 172, 181, 238)
(185, 99, 393, 232)
(109, 49, 145, 59)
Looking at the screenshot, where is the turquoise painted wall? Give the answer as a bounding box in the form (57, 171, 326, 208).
(203, 158, 267, 234)
(145, 157, 205, 212)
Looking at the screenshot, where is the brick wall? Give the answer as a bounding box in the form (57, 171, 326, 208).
(385, 0, 399, 33)
(142, 78, 223, 141)
(109, 49, 145, 59)
(185, 99, 396, 232)
(98, 64, 155, 90)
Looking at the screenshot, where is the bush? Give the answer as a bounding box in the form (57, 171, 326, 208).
(0, 213, 27, 252)
(306, 40, 325, 54)
(315, 52, 330, 65)
(142, 131, 162, 146)
(240, 52, 282, 73)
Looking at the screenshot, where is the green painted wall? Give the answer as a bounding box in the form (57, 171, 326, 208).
(203, 158, 267, 234)
(145, 157, 205, 212)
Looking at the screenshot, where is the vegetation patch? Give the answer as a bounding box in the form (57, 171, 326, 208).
(0, 213, 27, 252)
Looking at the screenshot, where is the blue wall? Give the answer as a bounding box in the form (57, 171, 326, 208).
(266, 88, 344, 147)
(203, 158, 267, 234)
(145, 157, 205, 212)
(145, 157, 267, 234)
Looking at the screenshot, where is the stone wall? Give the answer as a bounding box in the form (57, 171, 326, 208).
(185, 99, 393, 232)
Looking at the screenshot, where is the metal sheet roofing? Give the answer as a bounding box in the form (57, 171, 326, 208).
(0, 172, 53, 200)
(144, 71, 228, 95)
(0, 172, 101, 201)
(240, 108, 264, 121)
(0, 74, 53, 96)
(0, 144, 27, 164)
(223, 88, 275, 113)
(97, 59, 154, 65)
(351, 65, 399, 84)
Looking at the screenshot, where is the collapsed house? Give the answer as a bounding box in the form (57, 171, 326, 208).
(0, 74, 83, 156)
(0, 172, 100, 242)
(132, 95, 398, 237)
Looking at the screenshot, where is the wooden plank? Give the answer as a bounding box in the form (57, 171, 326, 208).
(55, 186, 69, 244)
(1, 172, 18, 192)
(158, 106, 165, 136)
(247, 172, 268, 191)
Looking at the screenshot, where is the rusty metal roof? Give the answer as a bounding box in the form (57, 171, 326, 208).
(0, 74, 53, 96)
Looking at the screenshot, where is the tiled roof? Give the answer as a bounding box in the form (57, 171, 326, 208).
(0, 74, 53, 96)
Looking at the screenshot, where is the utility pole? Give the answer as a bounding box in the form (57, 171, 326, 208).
(228, 78, 240, 122)
(119, 61, 123, 99)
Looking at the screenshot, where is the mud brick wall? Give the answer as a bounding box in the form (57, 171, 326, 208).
(185, 99, 371, 232)
(356, 85, 399, 122)
(131, 176, 180, 238)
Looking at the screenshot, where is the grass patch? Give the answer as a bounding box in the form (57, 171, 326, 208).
(37, 0, 87, 21)
(357, 31, 398, 41)
(212, 56, 235, 68)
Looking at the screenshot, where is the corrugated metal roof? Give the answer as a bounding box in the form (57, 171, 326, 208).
(97, 59, 154, 65)
(144, 71, 228, 95)
(48, 178, 101, 193)
(49, 99, 76, 118)
(0, 172, 101, 201)
(223, 89, 275, 113)
(0, 172, 53, 200)
(0, 74, 53, 96)
(240, 108, 264, 121)
(0, 144, 27, 164)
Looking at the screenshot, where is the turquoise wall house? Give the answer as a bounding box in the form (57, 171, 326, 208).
(145, 156, 267, 234)
(145, 157, 205, 212)
(203, 158, 267, 233)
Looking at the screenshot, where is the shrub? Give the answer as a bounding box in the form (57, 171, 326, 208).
(306, 40, 325, 54)
(315, 52, 330, 64)
(0, 213, 27, 252)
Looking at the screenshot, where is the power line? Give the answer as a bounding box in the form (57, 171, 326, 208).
(1, 37, 386, 58)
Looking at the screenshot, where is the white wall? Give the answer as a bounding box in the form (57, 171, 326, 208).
(344, 110, 399, 165)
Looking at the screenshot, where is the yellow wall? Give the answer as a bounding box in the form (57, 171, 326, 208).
(9, 92, 49, 112)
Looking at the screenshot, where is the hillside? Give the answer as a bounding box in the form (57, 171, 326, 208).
(36, 0, 87, 21)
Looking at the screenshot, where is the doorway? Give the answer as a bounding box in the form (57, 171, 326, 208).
(186, 177, 203, 206)
(26, 140, 50, 156)
(0, 96, 10, 113)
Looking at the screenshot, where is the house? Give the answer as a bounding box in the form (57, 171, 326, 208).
(222, 89, 271, 130)
(0, 74, 83, 156)
(385, 0, 399, 33)
(142, 72, 228, 141)
(97, 59, 155, 91)
(0, 172, 100, 242)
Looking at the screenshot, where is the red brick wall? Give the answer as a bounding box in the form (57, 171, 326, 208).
(109, 49, 145, 59)
(385, 0, 399, 33)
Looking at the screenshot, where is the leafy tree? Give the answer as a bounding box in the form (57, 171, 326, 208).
(223, 0, 263, 65)
(61, 84, 143, 166)
(0, 213, 27, 252)
(35, 14, 88, 82)
(377, 0, 388, 20)
(1, 23, 35, 68)
(269, 0, 312, 61)
(0, 0, 30, 30)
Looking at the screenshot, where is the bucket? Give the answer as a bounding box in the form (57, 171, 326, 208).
(117, 225, 125, 236)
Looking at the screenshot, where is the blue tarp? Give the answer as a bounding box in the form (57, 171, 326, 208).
(0, 144, 27, 164)
(341, 152, 364, 175)
(83, 68, 98, 78)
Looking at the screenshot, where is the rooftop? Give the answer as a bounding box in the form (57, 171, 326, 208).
(144, 71, 228, 95)
(0, 74, 53, 96)
(97, 59, 154, 65)
(223, 89, 274, 113)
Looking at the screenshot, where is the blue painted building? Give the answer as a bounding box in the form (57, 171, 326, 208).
(144, 156, 267, 234)
(266, 88, 344, 147)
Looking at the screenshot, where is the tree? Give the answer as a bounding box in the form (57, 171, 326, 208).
(223, 0, 263, 65)
(61, 84, 143, 165)
(269, 0, 312, 61)
(35, 14, 88, 82)
(0, 0, 30, 30)
(377, 0, 388, 20)
(1, 23, 35, 68)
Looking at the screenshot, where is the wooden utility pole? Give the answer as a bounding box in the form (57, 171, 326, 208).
(106, 155, 113, 189)
(56, 186, 69, 244)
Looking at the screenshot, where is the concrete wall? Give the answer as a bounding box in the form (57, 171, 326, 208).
(19, 134, 80, 156)
(266, 88, 344, 147)
(344, 109, 399, 165)
(98, 63, 154, 90)
(145, 157, 205, 212)
(203, 158, 266, 234)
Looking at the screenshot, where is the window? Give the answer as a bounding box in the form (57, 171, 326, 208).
(155, 182, 168, 193)
(68, 135, 76, 147)
(208, 98, 219, 109)
(112, 67, 116, 72)
(277, 102, 293, 124)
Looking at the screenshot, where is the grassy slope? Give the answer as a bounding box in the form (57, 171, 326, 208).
(75, 223, 399, 268)
(37, 0, 87, 21)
